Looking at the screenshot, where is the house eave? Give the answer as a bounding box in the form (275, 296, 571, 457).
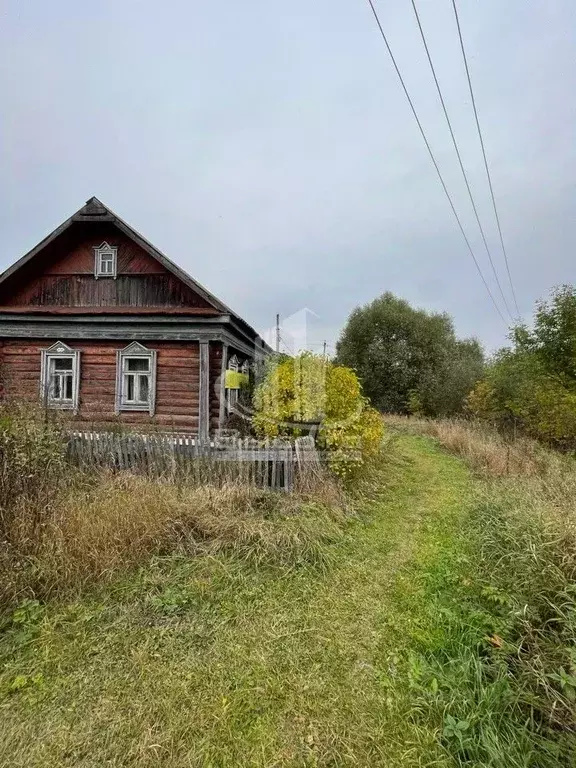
(0, 314, 271, 359)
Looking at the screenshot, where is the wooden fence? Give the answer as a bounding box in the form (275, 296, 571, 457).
(66, 432, 321, 491)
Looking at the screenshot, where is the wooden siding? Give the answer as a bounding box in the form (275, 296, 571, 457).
(0, 223, 213, 312)
(0, 339, 203, 431)
(209, 341, 224, 431)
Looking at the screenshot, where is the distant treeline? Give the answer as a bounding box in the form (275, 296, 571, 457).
(336, 287, 576, 449)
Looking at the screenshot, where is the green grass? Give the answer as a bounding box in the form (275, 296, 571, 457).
(0, 436, 471, 767)
(1, 432, 574, 767)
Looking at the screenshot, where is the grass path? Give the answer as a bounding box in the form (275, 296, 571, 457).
(0, 436, 472, 767)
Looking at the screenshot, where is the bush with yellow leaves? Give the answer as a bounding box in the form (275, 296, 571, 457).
(253, 353, 384, 481)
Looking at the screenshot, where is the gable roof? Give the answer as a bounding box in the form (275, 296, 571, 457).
(0, 197, 263, 342)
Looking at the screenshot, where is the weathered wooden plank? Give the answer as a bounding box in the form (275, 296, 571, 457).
(198, 341, 210, 444)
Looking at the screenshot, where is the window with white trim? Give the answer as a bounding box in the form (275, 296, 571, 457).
(226, 355, 240, 411)
(40, 341, 80, 410)
(116, 343, 157, 415)
(94, 242, 117, 278)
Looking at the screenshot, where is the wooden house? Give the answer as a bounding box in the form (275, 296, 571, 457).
(0, 197, 268, 436)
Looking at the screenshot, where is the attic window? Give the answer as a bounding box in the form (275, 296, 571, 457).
(94, 242, 117, 278)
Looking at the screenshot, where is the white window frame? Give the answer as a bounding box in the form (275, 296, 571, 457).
(115, 342, 157, 415)
(94, 241, 118, 279)
(226, 355, 240, 412)
(40, 341, 81, 411)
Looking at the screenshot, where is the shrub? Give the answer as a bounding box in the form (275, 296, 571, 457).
(253, 353, 384, 481)
(0, 403, 67, 546)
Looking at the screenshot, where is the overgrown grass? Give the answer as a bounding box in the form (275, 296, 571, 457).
(0, 406, 346, 608)
(387, 415, 576, 766)
(2, 408, 575, 765)
(0, 429, 473, 767)
(385, 413, 567, 477)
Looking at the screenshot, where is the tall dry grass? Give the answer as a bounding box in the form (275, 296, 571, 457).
(385, 414, 576, 534)
(385, 413, 570, 477)
(2, 472, 347, 607)
(0, 404, 347, 608)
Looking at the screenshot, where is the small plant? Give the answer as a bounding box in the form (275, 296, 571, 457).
(149, 587, 197, 616)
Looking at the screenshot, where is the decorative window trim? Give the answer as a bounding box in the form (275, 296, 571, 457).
(40, 341, 81, 411)
(94, 242, 118, 279)
(115, 342, 157, 415)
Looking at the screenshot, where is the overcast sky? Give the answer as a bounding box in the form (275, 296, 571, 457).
(1, 0, 574, 355)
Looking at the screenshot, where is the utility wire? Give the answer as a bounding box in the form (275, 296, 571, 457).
(364, 0, 507, 324)
(451, 0, 521, 319)
(410, 0, 514, 321)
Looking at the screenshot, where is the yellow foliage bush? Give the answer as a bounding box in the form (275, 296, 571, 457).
(465, 380, 497, 421)
(253, 353, 384, 481)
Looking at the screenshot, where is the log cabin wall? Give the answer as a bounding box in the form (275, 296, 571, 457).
(0, 224, 213, 311)
(0, 338, 202, 431)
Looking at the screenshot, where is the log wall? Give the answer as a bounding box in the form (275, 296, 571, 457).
(0, 338, 206, 431)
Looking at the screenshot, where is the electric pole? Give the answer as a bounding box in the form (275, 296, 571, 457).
(275, 314, 280, 354)
(322, 340, 327, 359)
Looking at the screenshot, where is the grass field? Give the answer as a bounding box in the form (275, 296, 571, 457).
(0, 429, 574, 767)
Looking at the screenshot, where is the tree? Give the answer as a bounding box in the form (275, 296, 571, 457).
(467, 286, 576, 448)
(514, 285, 576, 381)
(336, 292, 484, 416)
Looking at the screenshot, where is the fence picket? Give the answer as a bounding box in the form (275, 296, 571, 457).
(65, 430, 310, 491)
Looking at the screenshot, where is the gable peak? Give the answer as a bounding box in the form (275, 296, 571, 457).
(78, 197, 109, 217)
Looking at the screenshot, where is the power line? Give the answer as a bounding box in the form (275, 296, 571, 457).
(364, 0, 507, 325)
(410, 0, 514, 321)
(450, 0, 521, 320)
